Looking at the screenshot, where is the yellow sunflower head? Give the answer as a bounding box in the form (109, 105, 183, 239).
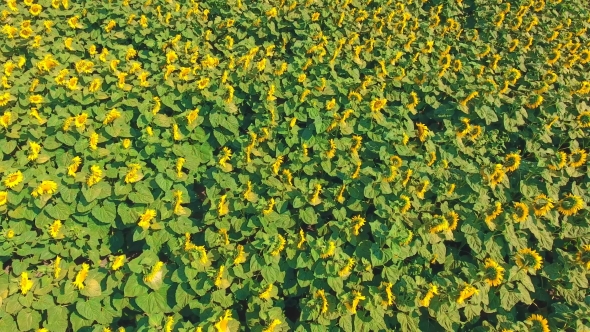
(576, 245, 590, 270)
(547, 151, 567, 171)
(526, 314, 550, 332)
(456, 118, 471, 138)
(578, 112, 590, 128)
(532, 194, 553, 217)
(568, 149, 587, 168)
(390, 155, 402, 168)
(29, 4, 42, 16)
(557, 194, 584, 216)
(504, 153, 521, 172)
(515, 248, 543, 273)
(483, 258, 505, 286)
(3, 170, 23, 189)
(512, 202, 529, 223)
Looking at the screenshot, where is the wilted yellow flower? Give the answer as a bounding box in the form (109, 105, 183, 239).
(54, 256, 62, 279)
(266, 7, 278, 18)
(0, 111, 12, 128)
(20, 272, 34, 295)
(259, 284, 273, 300)
(28, 141, 41, 161)
(73, 263, 90, 289)
(103, 109, 121, 125)
(87, 165, 103, 187)
(271, 235, 286, 256)
(112, 255, 125, 271)
(49, 220, 62, 238)
(89, 132, 99, 150)
(89, 78, 102, 92)
(197, 78, 210, 90)
(186, 108, 199, 125)
(124, 164, 141, 183)
(457, 284, 478, 304)
(419, 284, 438, 307)
(345, 290, 366, 314)
(214, 310, 233, 332)
(416, 123, 429, 142)
(138, 209, 156, 230)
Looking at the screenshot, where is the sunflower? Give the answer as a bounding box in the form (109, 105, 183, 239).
(370, 98, 387, 112)
(29, 4, 42, 16)
(74, 113, 87, 128)
(483, 258, 505, 286)
(20, 27, 33, 39)
(453, 59, 462, 72)
(429, 215, 449, 234)
(515, 248, 543, 273)
(390, 155, 402, 168)
(526, 314, 550, 332)
(533, 194, 554, 217)
(489, 164, 505, 189)
(32, 180, 58, 197)
(525, 94, 543, 109)
(416, 123, 429, 142)
(29, 95, 43, 104)
(503, 153, 521, 172)
(0, 191, 7, 206)
(557, 194, 584, 216)
(3, 170, 23, 189)
(447, 211, 460, 231)
(485, 202, 503, 228)
(0, 92, 11, 106)
(469, 125, 482, 140)
(456, 118, 471, 138)
(547, 151, 567, 171)
(407, 91, 419, 110)
(197, 78, 209, 90)
(576, 245, 590, 270)
(568, 149, 587, 168)
(456, 284, 478, 304)
(512, 202, 529, 223)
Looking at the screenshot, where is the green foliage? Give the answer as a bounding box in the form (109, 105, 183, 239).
(0, 0, 590, 331)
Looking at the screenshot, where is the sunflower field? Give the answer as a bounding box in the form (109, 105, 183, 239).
(0, 0, 589, 331)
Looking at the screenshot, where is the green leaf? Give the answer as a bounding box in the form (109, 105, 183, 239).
(91, 200, 117, 224)
(124, 275, 147, 298)
(155, 173, 173, 191)
(261, 265, 281, 283)
(128, 186, 155, 204)
(327, 276, 343, 294)
(339, 315, 353, 332)
(80, 279, 102, 297)
(500, 286, 519, 311)
(76, 299, 102, 321)
(16, 309, 42, 332)
(45, 202, 74, 220)
(300, 207, 317, 225)
(70, 311, 92, 331)
(0, 317, 17, 331)
(136, 291, 168, 315)
(47, 306, 69, 332)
